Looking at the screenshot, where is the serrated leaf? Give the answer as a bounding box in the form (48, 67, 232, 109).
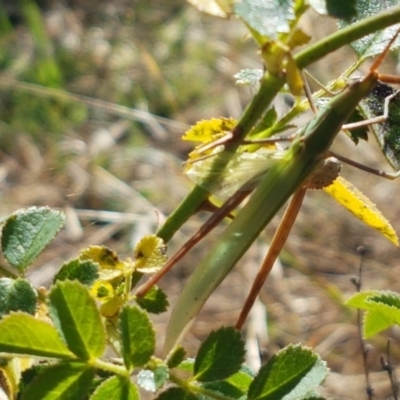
(234, 0, 295, 39)
(48, 281, 106, 360)
(224, 366, 254, 393)
(187, 0, 235, 18)
(345, 290, 381, 309)
(363, 308, 395, 338)
(361, 291, 400, 337)
(0, 278, 37, 317)
(53, 259, 99, 286)
(339, 0, 400, 58)
(0, 313, 74, 359)
(120, 306, 155, 369)
(20, 362, 95, 400)
(202, 380, 244, 398)
(1, 207, 65, 272)
(248, 344, 328, 400)
(133, 235, 167, 273)
(91, 376, 139, 400)
(155, 387, 197, 400)
(310, 0, 357, 20)
(357, 82, 400, 171)
(323, 176, 398, 245)
(193, 326, 245, 382)
(136, 286, 169, 314)
(166, 346, 187, 369)
(80, 246, 125, 270)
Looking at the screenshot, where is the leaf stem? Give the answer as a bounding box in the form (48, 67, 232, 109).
(168, 372, 233, 400)
(91, 358, 129, 377)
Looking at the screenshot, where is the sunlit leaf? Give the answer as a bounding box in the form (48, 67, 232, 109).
(346, 290, 400, 337)
(20, 362, 95, 400)
(79, 246, 125, 270)
(286, 54, 303, 97)
(133, 235, 167, 273)
(120, 306, 155, 369)
(182, 118, 236, 144)
(0, 313, 74, 359)
(323, 176, 398, 245)
(186, 0, 235, 18)
(91, 376, 139, 400)
(49, 281, 106, 360)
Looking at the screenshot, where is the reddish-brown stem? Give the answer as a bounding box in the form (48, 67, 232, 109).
(235, 186, 307, 330)
(135, 190, 251, 298)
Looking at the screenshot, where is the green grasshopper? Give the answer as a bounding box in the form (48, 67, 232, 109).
(157, 29, 400, 354)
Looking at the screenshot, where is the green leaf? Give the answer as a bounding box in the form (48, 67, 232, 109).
(54, 259, 99, 286)
(155, 387, 197, 400)
(357, 82, 400, 171)
(0, 278, 37, 317)
(48, 281, 106, 360)
(248, 344, 328, 400)
(166, 346, 186, 369)
(91, 376, 139, 400)
(0, 312, 74, 359)
(224, 365, 254, 393)
(136, 286, 169, 314)
(339, 0, 400, 58)
(345, 290, 380, 309)
(1, 207, 65, 272)
(21, 362, 95, 400)
(310, 0, 357, 20)
(119, 306, 155, 369)
(234, 0, 295, 39)
(193, 326, 245, 382)
(347, 291, 400, 337)
(137, 366, 169, 392)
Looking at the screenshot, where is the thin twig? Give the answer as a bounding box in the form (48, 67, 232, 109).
(351, 245, 374, 400)
(381, 339, 398, 400)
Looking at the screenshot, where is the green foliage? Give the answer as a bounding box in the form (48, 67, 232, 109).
(1, 207, 64, 272)
(2, 1, 400, 399)
(346, 290, 400, 337)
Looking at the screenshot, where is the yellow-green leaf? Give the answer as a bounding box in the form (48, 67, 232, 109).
(133, 235, 167, 273)
(182, 118, 236, 144)
(323, 176, 398, 246)
(186, 0, 235, 18)
(286, 54, 303, 97)
(80, 246, 125, 270)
